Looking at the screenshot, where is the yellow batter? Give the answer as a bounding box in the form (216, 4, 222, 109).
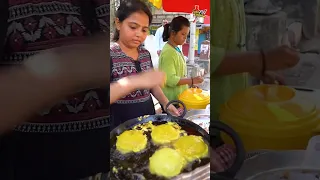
(151, 124, 181, 144)
(149, 147, 186, 178)
(173, 135, 208, 162)
(116, 130, 147, 154)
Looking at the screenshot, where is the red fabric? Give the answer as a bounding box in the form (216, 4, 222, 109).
(162, 0, 210, 14)
(182, 43, 189, 56)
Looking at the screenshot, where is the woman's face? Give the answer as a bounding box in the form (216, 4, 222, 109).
(173, 26, 189, 45)
(116, 11, 149, 49)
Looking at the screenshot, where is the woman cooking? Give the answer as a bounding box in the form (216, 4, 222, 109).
(110, 0, 179, 130)
(158, 16, 204, 104)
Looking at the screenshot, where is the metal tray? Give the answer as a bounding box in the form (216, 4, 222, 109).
(236, 150, 306, 180)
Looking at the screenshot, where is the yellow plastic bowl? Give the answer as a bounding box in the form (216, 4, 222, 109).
(178, 88, 210, 110)
(220, 85, 320, 151)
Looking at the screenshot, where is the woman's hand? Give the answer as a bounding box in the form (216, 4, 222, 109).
(135, 70, 166, 89)
(166, 104, 180, 116)
(193, 76, 204, 84)
(112, 70, 166, 104)
(265, 45, 299, 70)
(251, 45, 299, 78)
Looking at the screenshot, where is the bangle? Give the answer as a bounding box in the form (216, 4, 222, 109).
(260, 49, 266, 76)
(191, 77, 193, 87)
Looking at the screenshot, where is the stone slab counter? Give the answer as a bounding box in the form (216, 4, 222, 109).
(245, 11, 287, 51)
(270, 0, 320, 39)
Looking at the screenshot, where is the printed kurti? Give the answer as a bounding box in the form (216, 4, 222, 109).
(110, 43, 155, 129)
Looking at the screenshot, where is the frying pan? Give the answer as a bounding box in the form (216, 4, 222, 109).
(240, 135, 320, 180)
(110, 100, 210, 180)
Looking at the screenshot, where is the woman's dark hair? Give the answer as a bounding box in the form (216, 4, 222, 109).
(162, 16, 190, 42)
(113, 0, 153, 41)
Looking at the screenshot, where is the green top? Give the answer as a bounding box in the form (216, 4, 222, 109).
(159, 43, 188, 101)
(211, 0, 248, 120)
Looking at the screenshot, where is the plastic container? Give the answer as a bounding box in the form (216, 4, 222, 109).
(220, 85, 320, 151)
(178, 88, 210, 110)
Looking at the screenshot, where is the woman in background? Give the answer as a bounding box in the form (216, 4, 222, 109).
(158, 16, 203, 106)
